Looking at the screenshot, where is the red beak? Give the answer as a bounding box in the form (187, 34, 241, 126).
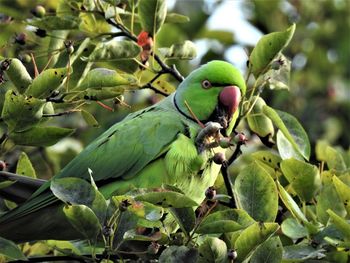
(219, 86, 241, 120)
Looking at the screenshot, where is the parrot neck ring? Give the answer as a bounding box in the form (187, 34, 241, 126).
(173, 85, 241, 130)
(173, 94, 199, 124)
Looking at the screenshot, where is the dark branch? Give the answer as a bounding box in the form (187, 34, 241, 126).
(42, 109, 80, 118)
(220, 141, 245, 208)
(102, 15, 184, 83)
(46, 96, 65, 103)
(142, 83, 168, 97)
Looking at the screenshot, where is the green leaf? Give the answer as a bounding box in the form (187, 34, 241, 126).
(324, 237, 350, 250)
(327, 209, 350, 241)
(132, 188, 198, 208)
(85, 40, 141, 62)
(27, 16, 80, 30)
(9, 126, 74, 147)
(315, 140, 329, 162)
(47, 30, 69, 67)
(263, 106, 310, 160)
(16, 152, 36, 178)
(165, 13, 190, 24)
(138, 0, 167, 35)
(123, 229, 162, 241)
(251, 150, 282, 175)
(332, 176, 350, 215)
(250, 236, 283, 263)
(4, 58, 32, 93)
(197, 237, 228, 263)
(112, 196, 164, 222)
(79, 87, 127, 100)
(196, 209, 255, 234)
(234, 162, 279, 222)
(26, 68, 68, 98)
(81, 110, 99, 127)
(325, 145, 347, 171)
(164, 40, 197, 60)
(159, 246, 198, 263)
(276, 130, 303, 160)
(1, 90, 45, 132)
(247, 97, 274, 137)
(234, 222, 279, 262)
(281, 218, 308, 239)
(63, 204, 101, 240)
(260, 54, 291, 90)
(152, 79, 176, 95)
(316, 183, 346, 225)
(46, 240, 80, 255)
(277, 181, 307, 223)
(51, 177, 107, 223)
(77, 68, 138, 90)
(0, 237, 27, 260)
(249, 24, 295, 78)
(283, 243, 326, 261)
(280, 158, 321, 202)
(169, 207, 195, 235)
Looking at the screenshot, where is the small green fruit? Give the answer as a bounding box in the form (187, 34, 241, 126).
(31, 5, 46, 18)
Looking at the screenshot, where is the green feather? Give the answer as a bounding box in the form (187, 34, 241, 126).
(0, 60, 246, 242)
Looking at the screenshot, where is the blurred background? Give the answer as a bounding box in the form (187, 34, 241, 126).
(0, 0, 349, 177)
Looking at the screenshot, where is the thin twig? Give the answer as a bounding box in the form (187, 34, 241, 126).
(42, 109, 80, 117)
(30, 53, 39, 77)
(102, 15, 185, 82)
(220, 141, 245, 208)
(142, 83, 168, 96)
(184, 100, 205, 128)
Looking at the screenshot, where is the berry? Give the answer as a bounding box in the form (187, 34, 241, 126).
(228, 249, 237, 261)
(147, 242, 160, 255)
(213, 152, 226, 165)
(15, 33, 27, 45)
(205, 186, 216, 200)
(31, 5, 46, 18)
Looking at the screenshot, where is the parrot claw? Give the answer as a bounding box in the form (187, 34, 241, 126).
(195, 121, 223, 152)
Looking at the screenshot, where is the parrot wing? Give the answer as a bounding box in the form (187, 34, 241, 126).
(0, 100, 190, 223)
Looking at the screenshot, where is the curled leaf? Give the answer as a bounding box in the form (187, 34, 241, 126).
(85, 40, 141, 62)
(247, 97, 274, 137)
(263, 105, 310, 160)
(249, 24, 295, 78)
(26, 68, 67, 98)
(4, 58, 32, 92)
(27, 16, 80, 30)
(1, 90, 45, 132)
(77, 68, 138, 90)
(9, 126, 74, 147)
(138, 0, 167, 35)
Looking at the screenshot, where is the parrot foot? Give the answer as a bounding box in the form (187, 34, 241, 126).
(195, 122, 223, 152)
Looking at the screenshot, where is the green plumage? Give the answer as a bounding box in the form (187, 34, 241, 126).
(0, 60, 246, 242)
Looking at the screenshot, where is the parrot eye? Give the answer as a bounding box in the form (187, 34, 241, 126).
(201, 80, 212, 89)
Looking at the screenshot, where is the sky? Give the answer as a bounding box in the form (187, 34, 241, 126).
(173, 0, 263, 73)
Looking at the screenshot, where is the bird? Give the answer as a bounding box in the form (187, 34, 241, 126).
(0, 60, 246, 243)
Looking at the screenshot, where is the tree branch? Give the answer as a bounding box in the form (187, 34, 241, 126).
(141, 83, 168, 97)
(220, 141, 245, 208)
(102, 15, 184, 83)
(42, 109, 80, 117)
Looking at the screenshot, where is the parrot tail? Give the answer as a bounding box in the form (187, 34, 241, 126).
(0, 171, 46, 203)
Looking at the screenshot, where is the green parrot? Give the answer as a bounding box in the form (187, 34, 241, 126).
(0, 60, 246, 243)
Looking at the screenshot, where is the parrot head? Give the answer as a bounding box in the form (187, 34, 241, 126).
(174, 60, 246, 135)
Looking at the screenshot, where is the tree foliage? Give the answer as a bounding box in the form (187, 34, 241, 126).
(0, 0, 349, 262)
